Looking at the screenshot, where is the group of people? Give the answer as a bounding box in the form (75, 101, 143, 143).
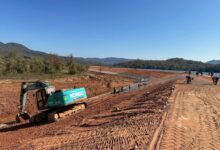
(113, 83, 145, 94)
(195, 71, 203, 76)
(113, 85, 132, 94)
(186, 71, 220, 85)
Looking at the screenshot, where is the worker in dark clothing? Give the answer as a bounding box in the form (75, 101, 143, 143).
(186, 75, 192, 84)
(212, 76, 219, 85)
(113, 88, 117, 94)
(121, 86, 124, 92)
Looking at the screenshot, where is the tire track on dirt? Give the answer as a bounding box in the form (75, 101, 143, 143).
(2, 81, 174, 150)
(159, 79, 220, 150)
(194, 86, 220, 149)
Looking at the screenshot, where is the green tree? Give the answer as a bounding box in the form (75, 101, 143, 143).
(66, 54, 76, 74)
(44, 53, 64, 73)
(5, 51, 18, 73)
(0, 56, 5, 74)
(69, 63, 78, 74)
(30, 57, 45, 73)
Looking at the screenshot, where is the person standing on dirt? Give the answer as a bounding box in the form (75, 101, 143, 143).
(113, 88, 117, 94)
(129, 85, 131, 91)
(186, 75, 192, 84)
(121, 86, 124, 92)
(212, 76, 219, 85)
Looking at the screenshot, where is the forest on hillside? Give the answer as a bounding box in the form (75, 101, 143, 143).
(115, 58, 220, 72)
(0, 52, 89, 75)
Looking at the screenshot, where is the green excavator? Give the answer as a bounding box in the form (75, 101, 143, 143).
(16, 81, 87, 123)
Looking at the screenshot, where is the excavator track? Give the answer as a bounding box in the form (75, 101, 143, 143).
(28, 103, 87, 123)
(47, 103, 87, 122)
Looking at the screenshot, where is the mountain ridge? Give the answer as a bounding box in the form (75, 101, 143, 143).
(1, 41, 218, 66)
(0, 42, 48, 57)
(0, 41, 131, 65)
(206, 60, 220, 65)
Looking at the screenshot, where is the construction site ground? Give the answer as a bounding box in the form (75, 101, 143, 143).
(0, 71, 133, 123)
(0, 67, 219, 149)
(158, 76, 220, 150)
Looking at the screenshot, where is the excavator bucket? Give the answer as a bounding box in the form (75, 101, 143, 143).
(15, 112, 30, 123)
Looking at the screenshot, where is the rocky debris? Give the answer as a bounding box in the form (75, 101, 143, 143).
(0, 123, 7, 128)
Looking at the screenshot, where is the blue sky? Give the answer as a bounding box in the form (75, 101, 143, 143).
(1, 0, 220, 62)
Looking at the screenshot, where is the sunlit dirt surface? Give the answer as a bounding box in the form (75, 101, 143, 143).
(0, 68, 179, 149)
(159, 77, 220, 150)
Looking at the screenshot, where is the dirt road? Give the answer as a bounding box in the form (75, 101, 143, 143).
(159, 77, 220, 150)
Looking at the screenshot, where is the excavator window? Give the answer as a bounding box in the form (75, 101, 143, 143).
(36, 89, 48, 110)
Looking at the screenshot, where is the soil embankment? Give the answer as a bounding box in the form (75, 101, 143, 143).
(0, 68, 179, 149)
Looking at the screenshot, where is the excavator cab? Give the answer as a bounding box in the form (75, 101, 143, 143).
(36, 89, 48, 110)
(16, 81, 53, 123)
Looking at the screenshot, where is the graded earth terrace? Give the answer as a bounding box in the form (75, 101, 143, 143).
(0, 67, 219, 150)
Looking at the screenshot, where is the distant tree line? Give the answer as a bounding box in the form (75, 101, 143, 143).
(0, 52, 89, 75)
(114, 58, 220, 72)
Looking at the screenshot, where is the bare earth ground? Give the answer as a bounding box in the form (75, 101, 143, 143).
(9, 81, 174, 150)
(3, 68, 219, 150)
(0, 72, 133, 123)
(90, 66, 177, 78)
(0, 68, 177, 150)
(159, 77, 220, 150)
